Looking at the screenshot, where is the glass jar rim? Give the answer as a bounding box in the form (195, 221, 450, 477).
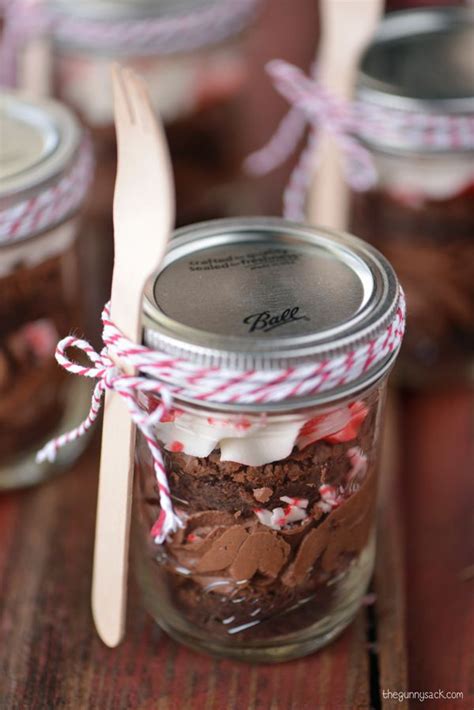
(356, 7, 474, 115)
(354, 7, 474, 154)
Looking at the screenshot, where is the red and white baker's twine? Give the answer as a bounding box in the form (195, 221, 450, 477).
(245, 60, 474, 221)
(0, 139, 94, 243)
(37, 292, 405, 542)
(0, 0, 260, 87)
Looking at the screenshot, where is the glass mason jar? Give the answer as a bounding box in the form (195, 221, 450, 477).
(47, 0, 259, 225)
(0, 91, 93, 489)
(350, 7, 474, 386)
(29, 0, 259, 333)
(132, 217, 404, 661)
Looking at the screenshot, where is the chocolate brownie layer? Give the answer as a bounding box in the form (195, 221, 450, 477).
(351, 184, 474, 375)
(0, 245, 79, 463)
(0, 359, 65, 459)
(0, 250, 74, 337)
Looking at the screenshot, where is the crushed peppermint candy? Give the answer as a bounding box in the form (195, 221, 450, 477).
(254, 496, 309, 530)
(254, 445, 369, 522)
(255, 446, 370, 525)
(317, 484, 345, 513)
(324, 401, 368, 444)
(295, 400, 368, 450)
(318, 447, 369, 511)
(280, 496, 309, 508)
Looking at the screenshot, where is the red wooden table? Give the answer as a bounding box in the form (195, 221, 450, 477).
(1, 387, 472, 709)
(399, 389, 474, 705)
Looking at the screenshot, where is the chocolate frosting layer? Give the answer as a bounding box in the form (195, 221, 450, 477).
(165, 470, 375, 588)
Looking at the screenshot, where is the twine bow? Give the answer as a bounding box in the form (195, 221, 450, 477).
(244, 59, 377, 221)
(36, 307, 182, 542)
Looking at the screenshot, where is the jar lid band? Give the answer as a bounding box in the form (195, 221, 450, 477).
(0, 137, 93, 244)
(125, 292, 406, 405)
(36, 291, 405, 540)
(245, 60, 474, 222)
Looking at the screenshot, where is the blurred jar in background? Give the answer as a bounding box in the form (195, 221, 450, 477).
(350, 7, 474, 386)
(48, 0, 259, 223)
(36, 0, 261, 324)
(0, 91, 93, 488)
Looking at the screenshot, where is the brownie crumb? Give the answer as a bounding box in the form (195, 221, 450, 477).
(253, 487, 273, 503)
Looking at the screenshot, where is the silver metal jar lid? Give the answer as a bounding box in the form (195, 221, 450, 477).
(356, 7, 474, 115)
(0, 91, 81, 199)
(143, 218, 400, 400)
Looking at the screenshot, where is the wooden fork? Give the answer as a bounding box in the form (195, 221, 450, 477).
(92, 65, 175, 647)
(307, 0, 383, 230)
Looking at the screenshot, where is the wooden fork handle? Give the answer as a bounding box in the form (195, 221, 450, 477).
(307, 133, 351, 231)
(307, 47, 359, 231)
(92, 389, 136, 647)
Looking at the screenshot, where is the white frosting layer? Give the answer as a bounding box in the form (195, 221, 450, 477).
(56, 47, 245, 125)
(155, 402, 367, 467)
(376, 153, 474, 200)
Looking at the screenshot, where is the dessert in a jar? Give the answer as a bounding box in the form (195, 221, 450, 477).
(133, 217, 405, 661)
(350, 7, 474, 385)
(37, 0, 259, 331)
(0, 91, 93, 488)
(47, 0, 258, 225)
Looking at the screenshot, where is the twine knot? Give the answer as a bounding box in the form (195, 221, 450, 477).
(103, 364, 121, 389)
(244, 59, 377, 221)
